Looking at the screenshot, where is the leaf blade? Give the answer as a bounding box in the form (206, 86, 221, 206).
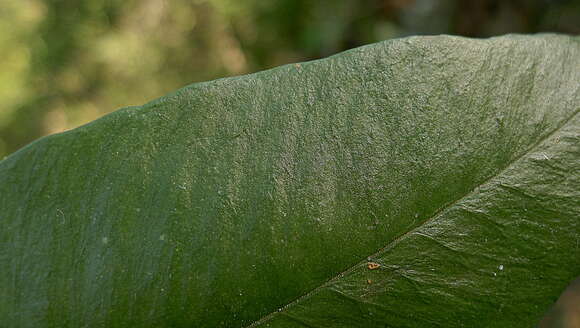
(249, 110, 580, 327)
(0, 34, 579, 327)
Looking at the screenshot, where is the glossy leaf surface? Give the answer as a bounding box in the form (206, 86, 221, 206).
(0, 34, 579, 327)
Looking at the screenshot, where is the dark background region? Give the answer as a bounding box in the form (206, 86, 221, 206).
(0, 0, 579, 158)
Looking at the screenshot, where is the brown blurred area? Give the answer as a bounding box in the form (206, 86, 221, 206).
(0, 0, 579, 158)
(539, 277, 580, 328)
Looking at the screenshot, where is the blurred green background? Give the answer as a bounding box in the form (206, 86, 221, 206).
(1, 0, 579, 158)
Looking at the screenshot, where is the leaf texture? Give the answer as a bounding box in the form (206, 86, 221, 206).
(0, 34, 579, 327)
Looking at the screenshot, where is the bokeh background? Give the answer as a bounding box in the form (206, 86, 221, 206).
(1, 0, 579, 158)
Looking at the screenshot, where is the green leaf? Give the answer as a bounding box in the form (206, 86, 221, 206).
(1, 34, 579, 327)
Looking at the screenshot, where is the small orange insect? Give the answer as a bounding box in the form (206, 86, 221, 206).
(367, 262, 381, 270)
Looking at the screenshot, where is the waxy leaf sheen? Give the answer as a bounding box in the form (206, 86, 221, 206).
(0, 34, 579, 327)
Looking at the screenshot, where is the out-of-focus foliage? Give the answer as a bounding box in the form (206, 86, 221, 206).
(0, 0, 579, 158)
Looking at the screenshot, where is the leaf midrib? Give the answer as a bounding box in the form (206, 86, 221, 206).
(245, 109, 580, 328)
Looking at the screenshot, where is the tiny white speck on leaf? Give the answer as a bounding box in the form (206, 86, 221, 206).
(499, 265, 504, 270)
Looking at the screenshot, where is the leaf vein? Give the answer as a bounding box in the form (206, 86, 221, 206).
(245, 109, 580, 328)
